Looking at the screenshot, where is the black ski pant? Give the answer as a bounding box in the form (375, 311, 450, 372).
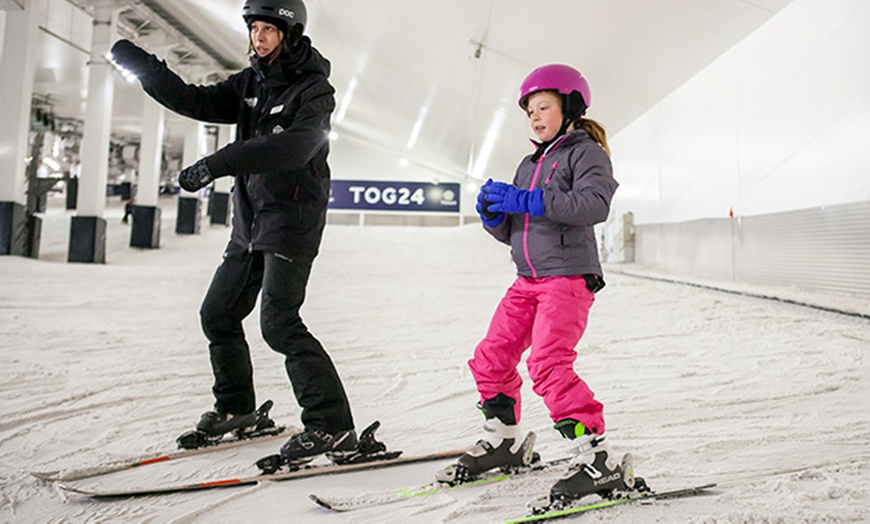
(199, 244, 354, 434)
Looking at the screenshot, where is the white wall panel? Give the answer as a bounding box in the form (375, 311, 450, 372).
(658, 52, 739, 222)
(609, 0, 870, 297)
(741, 91, 870, 215)
(635, 201, 870, 298)
(738, 0, 869, 215)
(608, 106, 661, 223)
(612, 0, 869, 223)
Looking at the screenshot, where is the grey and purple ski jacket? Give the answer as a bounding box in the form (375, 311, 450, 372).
(483, 129, 618, 278)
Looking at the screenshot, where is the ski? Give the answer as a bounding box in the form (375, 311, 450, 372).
(31, 431, 287, 483)
(31, 400, 287, 483)
(59, 448, 465, 498)
(309, 456, 573, 512)
(503, 482, 718, 523)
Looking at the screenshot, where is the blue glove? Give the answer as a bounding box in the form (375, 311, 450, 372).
(485, 181, 545, 217)
(476, 182, 505, 227)
(178, 158, 215, 192)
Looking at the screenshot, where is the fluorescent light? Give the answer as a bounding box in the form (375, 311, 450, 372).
(335, 77, 358, 124)
(406, 105, 429, 149)
(470, 108, 506, 180)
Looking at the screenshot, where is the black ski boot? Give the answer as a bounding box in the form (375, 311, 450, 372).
(435, 418, 538, 485)
(279, 427, 358, 465)
(256, 420, 401, 474)
(196, 410, 257, 436)
(176, 400, 281, 450)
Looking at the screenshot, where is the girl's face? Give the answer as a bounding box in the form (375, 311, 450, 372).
(250, 21, 283, 57)
(525, 91, 563, 142)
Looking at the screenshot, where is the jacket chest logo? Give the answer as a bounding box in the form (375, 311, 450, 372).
(269, 104, 284, 115)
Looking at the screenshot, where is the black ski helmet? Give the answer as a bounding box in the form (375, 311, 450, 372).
(242, 0, 306, 33)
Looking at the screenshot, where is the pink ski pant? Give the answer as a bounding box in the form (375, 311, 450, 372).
(468, 275, 605, 433)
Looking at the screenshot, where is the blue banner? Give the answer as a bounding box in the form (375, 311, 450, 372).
(329, 180, 460, 213)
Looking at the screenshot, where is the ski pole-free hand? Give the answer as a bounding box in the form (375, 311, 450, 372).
(178, 158, 216, 192)
(109, 39, 161, 78)
(476, 179, 506, 227)
(485, 181, 545, 217)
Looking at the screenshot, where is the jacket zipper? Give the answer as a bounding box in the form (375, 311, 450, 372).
(522, 136, 567, 278)
(523, 157, 544, 278)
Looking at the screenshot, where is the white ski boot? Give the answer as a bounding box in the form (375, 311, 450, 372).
(435, 418, 537, 485)
(549, 422, 628, 505)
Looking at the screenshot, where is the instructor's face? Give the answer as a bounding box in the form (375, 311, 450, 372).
(250, 21, 283, 57)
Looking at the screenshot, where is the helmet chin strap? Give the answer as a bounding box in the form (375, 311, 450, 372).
(531, 117, 573, 162)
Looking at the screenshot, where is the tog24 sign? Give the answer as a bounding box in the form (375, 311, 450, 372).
(329, 180, 460, 213)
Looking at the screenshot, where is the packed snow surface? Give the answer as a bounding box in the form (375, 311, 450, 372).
(1, 196, 868, 523)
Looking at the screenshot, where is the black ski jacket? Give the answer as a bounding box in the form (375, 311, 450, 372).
(138, 37, 335, 258)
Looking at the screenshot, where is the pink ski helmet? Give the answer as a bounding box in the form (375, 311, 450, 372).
(518, 64, 591, 119)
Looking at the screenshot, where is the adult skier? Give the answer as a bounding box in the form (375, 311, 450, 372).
(108, 0, 358, 464)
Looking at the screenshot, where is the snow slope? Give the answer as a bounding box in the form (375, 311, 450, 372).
(1, 195, 868, 523)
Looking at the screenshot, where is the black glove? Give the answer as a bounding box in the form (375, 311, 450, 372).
(477, 186, 500, 221)
(476, 179, 505, 227)
(110, 39, 160, 78)
(178, 158, 215, 192)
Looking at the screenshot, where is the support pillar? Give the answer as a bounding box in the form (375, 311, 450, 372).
(130, 204, 160, 248)
(176, 120, 203, 234)
(120, 180, 132, 200)
(130, 96, 164, 248)
(0, 202, 27, 255)
(210, 125, 234, 226)
(65, 176, 78, 210)
(0, 0, 47, 257)
(69, 0, 117, 263)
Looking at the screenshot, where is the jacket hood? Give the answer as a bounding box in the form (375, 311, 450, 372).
(250, 36, 331, 80)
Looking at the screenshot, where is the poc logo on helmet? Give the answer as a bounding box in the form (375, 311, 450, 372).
(278, 8, 295, 18)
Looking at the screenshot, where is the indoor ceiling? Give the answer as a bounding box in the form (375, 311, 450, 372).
(20, 0, 795, 184)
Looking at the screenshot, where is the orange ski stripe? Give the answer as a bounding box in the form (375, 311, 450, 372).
(195, 479, 243, 488)
(136, 456, 171, 467)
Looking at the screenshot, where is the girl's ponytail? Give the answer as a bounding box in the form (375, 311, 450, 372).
(577, 118, 611, 157)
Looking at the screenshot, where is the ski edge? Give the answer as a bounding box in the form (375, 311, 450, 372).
(503, 482, 718, 523)
(308, 456, 575, 512)
(309, 493, 342, 511)
(59, 449, 467, 498)
(31, 430, 289, 483)
(308, 475, 508, 513)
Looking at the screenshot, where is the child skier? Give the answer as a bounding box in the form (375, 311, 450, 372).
(438, 64, 623, 504)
